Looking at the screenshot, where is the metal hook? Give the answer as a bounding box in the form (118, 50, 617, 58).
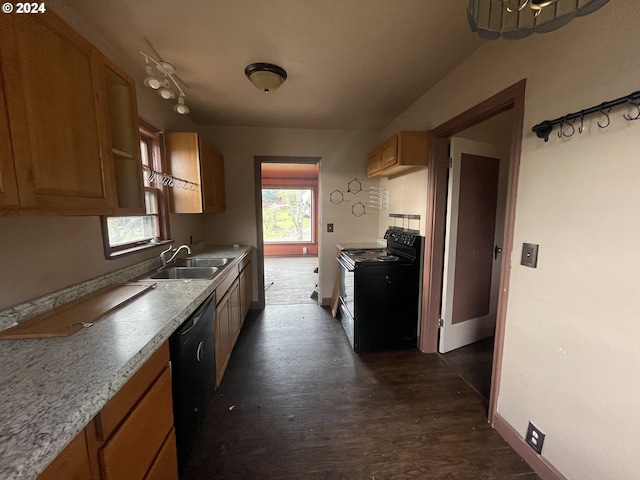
(597, 106, 611, 129)
(563, 118, 575, 138)
(505, 0, 528, 12)
(622, 99, 640, 121)
(557, 119, 564, 139)
(578, 113, 584, 134)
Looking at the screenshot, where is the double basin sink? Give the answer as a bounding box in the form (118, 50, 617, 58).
(149, 257, 230, 280)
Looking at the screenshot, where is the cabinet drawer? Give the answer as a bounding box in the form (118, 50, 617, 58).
(238, 252, 251, 272)
(143, 429, 179, 480)
(96, 343, 170, 441)
(99, 367, 174, 480)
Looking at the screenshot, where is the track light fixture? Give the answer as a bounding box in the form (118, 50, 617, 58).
(173, 95, 190, 115)
(140, 51, 189, 115)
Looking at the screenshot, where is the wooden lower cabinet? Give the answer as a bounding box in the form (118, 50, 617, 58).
(239, 260, 252, 320)
(88, 343, 177, 480)
(38, 429, 92, 480)
(39, 343, 177, 480)
(215, 255, 253, 387)
(144, 430, 179, 480)
(98, 369, 174, 480)
(215, 278, 238, 387)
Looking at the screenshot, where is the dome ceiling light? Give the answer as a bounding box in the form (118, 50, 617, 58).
(467, 0, 610, 40)
(244, 63, 287, 93)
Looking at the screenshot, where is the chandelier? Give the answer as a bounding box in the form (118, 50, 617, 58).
(467, 0, 610, 40)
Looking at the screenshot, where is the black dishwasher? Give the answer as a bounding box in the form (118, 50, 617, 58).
(169, 291, 216, 475)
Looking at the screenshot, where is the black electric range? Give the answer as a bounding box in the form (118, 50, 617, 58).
(336, 229, 423, 352)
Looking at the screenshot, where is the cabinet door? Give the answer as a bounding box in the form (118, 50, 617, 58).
(38, 429, 92, 480)
(199, 138, 226, 213)
(143, 429, 179, 480)
(99, 58, 145, 215)
(239, 262, 252, 320)
(380, 135, 398, 169)
(165, 133, 203, 213)
(366, 147, 381, 177)
(215, 293, 231, 387)
(230, 280, 241, 343)
(0, 13, 114, 214)
(0, 61, 19, 211)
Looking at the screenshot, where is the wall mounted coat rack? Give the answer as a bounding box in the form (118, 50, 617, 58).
(532, 90, 640, 142)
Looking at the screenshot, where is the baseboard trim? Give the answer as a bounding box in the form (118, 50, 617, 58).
(493, 413, 567, 480)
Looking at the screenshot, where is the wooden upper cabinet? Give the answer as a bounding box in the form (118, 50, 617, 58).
(367, 131, 428, 178)
(98, 58, 145, 215)
(0, 13, 115, 214)
(380, 135, 399, 169)
(0, 62, 19, 211)
(165, 132, 226, 214)
(366, 146, 382, 177)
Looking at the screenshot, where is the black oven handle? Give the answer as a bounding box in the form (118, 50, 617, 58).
(336, 255, 354, 272)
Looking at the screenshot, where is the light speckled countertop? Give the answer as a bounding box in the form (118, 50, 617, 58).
(0, 244, 251, 480)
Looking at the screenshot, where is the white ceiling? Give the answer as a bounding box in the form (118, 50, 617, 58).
(50, 0, 484, 130)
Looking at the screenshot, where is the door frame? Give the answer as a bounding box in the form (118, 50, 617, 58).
(418, 80, 526, 424)
(253, 156, 321, 309)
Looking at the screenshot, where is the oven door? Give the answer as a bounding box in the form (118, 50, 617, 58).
(337, 256, 355, 318)
(337, 256, 356, 348)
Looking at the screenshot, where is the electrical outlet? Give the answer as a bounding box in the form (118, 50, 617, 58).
(327, 223, 334, 233)
(525, 422, 545, 454)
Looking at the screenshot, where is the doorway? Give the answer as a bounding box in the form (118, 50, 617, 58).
(254, 157, 321, 308)
(439, 112, 514, 404)
(420, 80, 526, 423)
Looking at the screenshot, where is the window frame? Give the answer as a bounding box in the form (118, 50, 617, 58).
(261, 185, 317, 245)
(100, 120, 171, 258)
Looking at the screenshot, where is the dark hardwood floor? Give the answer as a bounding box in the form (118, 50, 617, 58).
(441, 336, 495, 410)
(181, 305, 539, 480)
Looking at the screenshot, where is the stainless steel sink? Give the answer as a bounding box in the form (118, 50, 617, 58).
(149, 266, 219, 280)
(174, 257, 230, 268)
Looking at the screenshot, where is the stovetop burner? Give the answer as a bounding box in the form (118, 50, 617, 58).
(376, 255, 399, 262)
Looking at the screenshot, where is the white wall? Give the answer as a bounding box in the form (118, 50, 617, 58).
(383, 1, 640, 478)
(378, 170, 429, 237)
(198, 126, 379, 303)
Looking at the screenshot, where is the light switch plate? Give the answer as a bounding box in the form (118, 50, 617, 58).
(521, 243, 539, 268)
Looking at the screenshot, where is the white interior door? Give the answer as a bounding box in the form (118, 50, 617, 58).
(439, 138, 507, 353)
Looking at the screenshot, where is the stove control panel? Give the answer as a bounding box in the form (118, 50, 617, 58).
(385, 230, 417, 246)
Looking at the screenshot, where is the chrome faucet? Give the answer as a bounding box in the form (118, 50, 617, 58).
(160, 244, 191, 267)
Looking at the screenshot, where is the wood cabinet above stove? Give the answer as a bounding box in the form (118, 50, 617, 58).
(367, 131, 428, 178)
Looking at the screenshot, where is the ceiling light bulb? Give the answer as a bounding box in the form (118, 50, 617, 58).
(158, 80, 175, 100)
(245, 63, 287, 93)
(143, 65, 162, 90)
(173, 96, 190, 115)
